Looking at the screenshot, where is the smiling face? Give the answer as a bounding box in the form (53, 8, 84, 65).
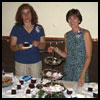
(68, 15, 80, 29)
(66, 9, 82, 29)
(21, 8, 32, 24)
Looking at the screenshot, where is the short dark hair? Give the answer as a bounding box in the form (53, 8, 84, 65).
(15, 3, 38, 25)
(66, 9, 82, 24)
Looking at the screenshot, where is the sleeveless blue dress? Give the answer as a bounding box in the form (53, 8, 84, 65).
(62, 28, 89, 82)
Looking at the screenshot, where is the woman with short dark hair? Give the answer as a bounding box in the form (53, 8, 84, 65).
(48, 9, 92, 87)
(10, 4, 46, 78)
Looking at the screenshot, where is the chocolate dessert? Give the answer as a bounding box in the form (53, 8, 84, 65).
(26, 89, 31, 94)
(17, 85, 21, 89)
(88, 87, 93, 92)
(31, 79, 36, 84)
(11, 89, 16, 95)
(36, 84, 43, 89)
(93, 93, 98, 98)
(23, 42, 29, 47)
(19, 80, 24, 85)
(67, 89, 73, 95)
(29, 83, 35, 89)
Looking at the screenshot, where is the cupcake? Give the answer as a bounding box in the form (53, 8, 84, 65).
(23, 42, 29, 47)
(29, 83, 35, 89)
(17, 83, 21, 90)
(11, 88, 16, 95)
(36, 84, 43, 89)
(67, 88, 73, 95)
(88, 86, 93, 92)
(19, 79, 24, 85)
(31, 79, 36, 84)
(26, 89, 31, 94)
(93, 91, 98, 98)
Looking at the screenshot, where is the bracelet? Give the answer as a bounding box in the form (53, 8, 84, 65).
(80, 75, 85, 78)
(16, 45, 19, 51)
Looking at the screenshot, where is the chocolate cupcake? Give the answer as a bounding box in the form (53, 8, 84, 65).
(19, 80, 24, 85)
(88, 87, 93, 92)
(31, 79, 36, 84)
(36, 84, 42, 89)
(17, 84, 21, 90)
(26, 89, 31, 94)
(24, 42, 29, 47)
(93, 92, 98, 98)
(67, 88, 73, 95)
(29, 83, 35, 89)
(11, 89, 16, 95)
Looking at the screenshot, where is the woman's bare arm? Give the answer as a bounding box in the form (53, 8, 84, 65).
(81, 30, 92, 75)
(10, 36, 18, 52)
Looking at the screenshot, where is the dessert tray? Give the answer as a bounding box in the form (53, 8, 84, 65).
(41, 69, 65, 80)
(2, 76, 13, 87)
(44, 56, 62, 66)
(41, 82, 65, 94)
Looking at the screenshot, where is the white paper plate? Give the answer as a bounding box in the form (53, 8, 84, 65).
(22, 44, 33, 49)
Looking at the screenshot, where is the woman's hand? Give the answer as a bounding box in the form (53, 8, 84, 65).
(48, 46, 56, 53)
(78, 76, 85, 87)
(32, 41, 39, 47)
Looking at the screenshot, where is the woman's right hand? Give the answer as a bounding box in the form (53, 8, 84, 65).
(48, 46, 56, 53)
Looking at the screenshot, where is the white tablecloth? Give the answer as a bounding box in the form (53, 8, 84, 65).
(2, 73, 98, 98)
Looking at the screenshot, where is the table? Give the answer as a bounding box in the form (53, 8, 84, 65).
(2, 73, 98, 98)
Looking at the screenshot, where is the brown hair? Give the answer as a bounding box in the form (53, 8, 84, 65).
(66, 9, 82, 24)
(15, 3, 38, 25)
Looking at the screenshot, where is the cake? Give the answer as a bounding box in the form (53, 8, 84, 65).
(26, 89, 31, 94)
(88, 87, 93, 92)
(23, 42, 29, 47)
(11, 89, 16, 95)
(31, 79, 36, 84)
(19, 80, 24, 85)
(36, 84, 43, 89)
(29, 83, 35, 89)
(93, 91, 98, 98)
(67, 88, 73, 95)
(17, 84, 21, 89)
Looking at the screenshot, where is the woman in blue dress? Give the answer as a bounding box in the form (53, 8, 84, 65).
(10, 4, 46, 78)
(48, 9, 92, 87)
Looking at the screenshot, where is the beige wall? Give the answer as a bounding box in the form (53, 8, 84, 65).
(2, 2, 98, 39)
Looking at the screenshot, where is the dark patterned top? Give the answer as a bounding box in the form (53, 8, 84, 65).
(62, 28, 88, 82)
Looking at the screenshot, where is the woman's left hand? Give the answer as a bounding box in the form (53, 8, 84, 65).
(78, 77, 85, 87)
(32, 41, 39, 47)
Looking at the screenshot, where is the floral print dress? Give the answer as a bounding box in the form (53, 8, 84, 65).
(62, 28, 89, 82)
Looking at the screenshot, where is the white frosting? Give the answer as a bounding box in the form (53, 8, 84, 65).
(42, 84, 64, 92)
(46, 71, 62, 79)
(46, 71, 52, 77)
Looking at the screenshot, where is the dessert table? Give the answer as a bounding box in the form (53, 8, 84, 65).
(2, 73, 98, 98)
